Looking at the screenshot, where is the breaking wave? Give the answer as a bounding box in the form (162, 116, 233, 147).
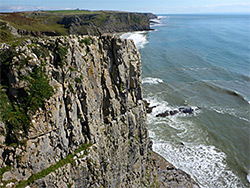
(120, 31, 149, 49)
(142, 77, 163, 85)
(203, 81, 250, 105)
(153, 141, 244, 188)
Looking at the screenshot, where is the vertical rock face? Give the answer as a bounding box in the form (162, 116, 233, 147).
(0, 35, 200, 188)
(0, 36, 159, 187)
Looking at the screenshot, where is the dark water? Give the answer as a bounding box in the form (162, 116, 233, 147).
(121, 14, 250, 187)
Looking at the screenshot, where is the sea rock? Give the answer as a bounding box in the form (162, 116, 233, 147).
(170, 110, 179, 116)
(156, 111, 170, 117)
(143, 100, 156, 113)
(155, 107, 200, 117)
(179, 107, 194, 114)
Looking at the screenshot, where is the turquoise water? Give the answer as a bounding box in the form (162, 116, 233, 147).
(121, 14, 250, 187)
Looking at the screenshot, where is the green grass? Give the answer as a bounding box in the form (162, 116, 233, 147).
(0, 165, 11, 179)
(0, 87, 12, 124)
(44, 10, 100, 15)
(0, 12, 67, 37)
(0, 23, 14, 42)
(0, 10, 149, 43)
(119, 83, 123, 93)
(16, 142, 92, 188)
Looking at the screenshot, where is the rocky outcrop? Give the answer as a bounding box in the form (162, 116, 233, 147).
(58, 12, 153, 35)
(0, 35, 198, 187)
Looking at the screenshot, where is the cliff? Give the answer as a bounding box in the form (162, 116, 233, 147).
(0, 10, 155, 42)
(0, 35, 199, 187)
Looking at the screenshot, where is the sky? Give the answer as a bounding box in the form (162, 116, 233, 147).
(0, 0, 250, 14)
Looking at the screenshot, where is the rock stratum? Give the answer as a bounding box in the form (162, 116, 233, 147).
(0, 35, 199, 187)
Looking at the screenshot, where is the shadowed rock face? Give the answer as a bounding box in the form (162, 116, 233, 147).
(58, 13, 152, 35)
(0, 36, 199, 188)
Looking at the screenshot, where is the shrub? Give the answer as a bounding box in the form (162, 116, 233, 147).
(80, 38, 91, 46)
(56, 45, 68, 67)
(0, 87, 12, 123)
(75, 77, 82, 83)
(31, 45, 49, 59)
(48, 41, 68, 68)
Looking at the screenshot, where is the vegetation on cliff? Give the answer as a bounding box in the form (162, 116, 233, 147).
(0, 10, 155, 43)
(0, 46, 54, 144)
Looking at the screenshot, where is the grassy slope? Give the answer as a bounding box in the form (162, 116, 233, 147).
(0, 10, 108, 42)
(0, 10, 149, 44)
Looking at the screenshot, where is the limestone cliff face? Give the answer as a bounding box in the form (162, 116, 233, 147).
(0, 36, 159, 187)
(0, 35, 199, 188)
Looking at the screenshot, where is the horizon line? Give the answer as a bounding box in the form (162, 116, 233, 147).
(0, 9, 250, 15)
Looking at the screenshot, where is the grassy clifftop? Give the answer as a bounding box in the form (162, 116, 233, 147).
(0, 10, 156, 43)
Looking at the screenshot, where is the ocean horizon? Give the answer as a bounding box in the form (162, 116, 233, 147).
(121, 13, 250, 187)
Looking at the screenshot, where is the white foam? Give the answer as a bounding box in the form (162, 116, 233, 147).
(150, 17, 162, 27)
(150, 18, 161, 24)
(247, 173, 250, 183)
(142, 77, 163, 85)
(212, 107, 250, 123)
(120, 31, 149, 49)
(153, 141, 244, 188)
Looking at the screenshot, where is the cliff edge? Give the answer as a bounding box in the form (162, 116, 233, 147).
(0, 10, 156, 42)
(0, 35, 199, 187)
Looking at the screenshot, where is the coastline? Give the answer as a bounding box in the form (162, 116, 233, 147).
(0, 12, 209, 187)
(133, 14, 250, 187)
(151, 151, 200, 188)
(117, 15, 201, 187)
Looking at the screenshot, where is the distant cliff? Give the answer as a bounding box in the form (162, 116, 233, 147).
(0, 10, 156, 42)
(0, 35, 199, 187)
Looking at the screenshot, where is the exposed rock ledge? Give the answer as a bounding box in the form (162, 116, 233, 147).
(0, 35, 199, 187)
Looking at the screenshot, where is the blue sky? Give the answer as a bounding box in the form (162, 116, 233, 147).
(0, 0, 250, 13)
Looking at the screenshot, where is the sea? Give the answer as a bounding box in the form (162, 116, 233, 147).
(120, 14, 250, 187)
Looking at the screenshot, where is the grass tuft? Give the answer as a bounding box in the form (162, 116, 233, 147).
(16, 142, 92, 188)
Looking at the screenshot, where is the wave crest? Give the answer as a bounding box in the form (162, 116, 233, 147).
(142, 77, 163, 85)
(203, 81, 250, 105)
